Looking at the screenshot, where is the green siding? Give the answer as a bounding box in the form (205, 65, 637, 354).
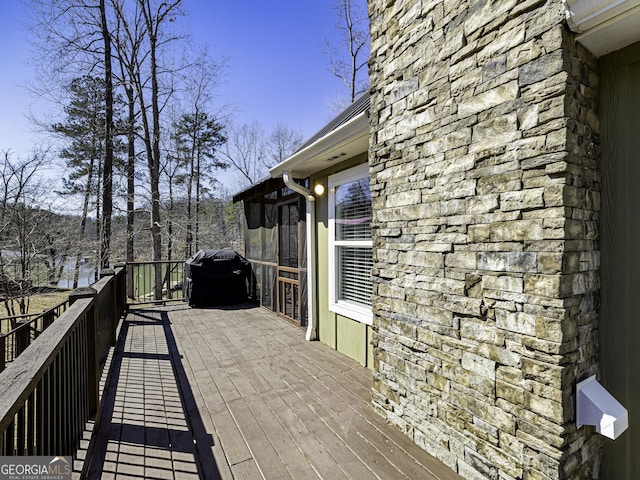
(600, 41, 640, 480)
(316, 187, 335, 348)
(312, 154, 372, 368)
(367, 326, 373, 367)
(336, 315, 368, 365)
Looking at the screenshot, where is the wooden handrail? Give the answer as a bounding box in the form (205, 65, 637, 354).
(0, 265, 127, 457)
(0, 298, 93, 433)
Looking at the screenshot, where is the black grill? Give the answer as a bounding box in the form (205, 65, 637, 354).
(184, 250, 252, 307)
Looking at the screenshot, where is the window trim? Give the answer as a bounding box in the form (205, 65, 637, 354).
(328, 163, 372, 325)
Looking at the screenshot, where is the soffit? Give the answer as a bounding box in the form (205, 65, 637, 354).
(269, 110, 369, 179)
(565, 0, 640, 56)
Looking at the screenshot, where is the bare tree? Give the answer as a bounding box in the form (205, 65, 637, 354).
(28, 0, 118, 268)
(221, 122, 268, 189)
(267, 123, 304, 165)
(111, 0, 184, 298)
(40, 209, 75, 287)
(222, 122, 306, 189)
(0, 150, 51, 317)
(99, 0, 115, 269)
(140, 0, 183, 298)
(324, 0, 370, 106)
(161, 131, 180, 263)
(111, 0, 145, 270)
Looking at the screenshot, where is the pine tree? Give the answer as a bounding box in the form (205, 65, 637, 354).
(53, 76, 124, 287)
(171, 111, 227, 256)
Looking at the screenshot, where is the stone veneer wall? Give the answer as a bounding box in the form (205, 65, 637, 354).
(368, 1, 602, 479)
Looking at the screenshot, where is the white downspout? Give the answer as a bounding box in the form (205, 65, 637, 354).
(282, 171, 317, 341)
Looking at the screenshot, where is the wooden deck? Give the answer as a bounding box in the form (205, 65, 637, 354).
(81, 304, 462, 479)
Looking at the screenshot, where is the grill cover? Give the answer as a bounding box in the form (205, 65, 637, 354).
(184, 250, 252, 307)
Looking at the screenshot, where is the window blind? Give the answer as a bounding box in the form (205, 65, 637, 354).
(335, 179, 372, 241)
(338, 247, 372, 306)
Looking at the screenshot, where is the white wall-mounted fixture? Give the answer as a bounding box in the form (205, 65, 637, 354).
(576, 375, 628, 440)
(313, 183, 325, 196)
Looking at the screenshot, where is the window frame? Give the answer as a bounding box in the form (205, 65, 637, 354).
(327, 163, 373, 325)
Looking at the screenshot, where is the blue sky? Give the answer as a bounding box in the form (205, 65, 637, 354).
(0, 0, 361, 161)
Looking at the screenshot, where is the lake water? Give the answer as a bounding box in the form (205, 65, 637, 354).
(57, 261, 97, 288)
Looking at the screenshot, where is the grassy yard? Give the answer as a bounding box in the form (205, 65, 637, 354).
(0, 290, 71, 319)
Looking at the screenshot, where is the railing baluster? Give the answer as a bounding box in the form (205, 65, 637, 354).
(26, 390, 34, 455)
(36, 376, 44, 455)
(52, 355, 59, 455)
(61, 343, 69, 454)
(79, 322, 86, 449)
(71, 327, 80, 453)
(67, 341, 74, 454)
(6, 416, 14, 455)
(70, 330, 76, 452)
(16, 405, 24, 455)
(46, 368, 53, 455)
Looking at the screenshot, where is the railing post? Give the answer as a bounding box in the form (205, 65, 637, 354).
(126, 262, 134, 302)
(0, 334, 5, 373)
(42, 308, 55, 330)
(114, 263, 127, 319)
(69, 287, 99, 423)
(100, 269, 117, 346)
(15, 319, 31, 357)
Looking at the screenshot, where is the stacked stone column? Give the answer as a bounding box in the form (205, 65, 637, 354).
(368, 1, 602, 478)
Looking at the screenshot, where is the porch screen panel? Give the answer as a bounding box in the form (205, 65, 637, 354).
(252, 262, 262, 303)
(262, 197, 277, 311)
(262, 264, 276, 309)
(278, 203, 299, 268)
(245, 201, 262, 260)
(263, 201, 277, 263)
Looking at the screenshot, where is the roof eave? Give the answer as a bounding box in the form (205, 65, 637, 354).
(269, 111, 369, 179)
(565, 0, 640, 56)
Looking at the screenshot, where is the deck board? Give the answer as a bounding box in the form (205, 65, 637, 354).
(81, 304, 463, 480)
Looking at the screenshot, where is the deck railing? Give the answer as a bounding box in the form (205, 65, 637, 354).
(0, 258, 186, 460)
(126, 260, 185, 305)
(0, 259, 186, 370)
(0, 266, 126, 457)
(0, 300, 70, 371)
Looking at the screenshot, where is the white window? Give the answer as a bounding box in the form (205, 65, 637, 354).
(328, 163, 372, 324)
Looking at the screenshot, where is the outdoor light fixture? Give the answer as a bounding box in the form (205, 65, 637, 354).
(314, 183, 325, 196)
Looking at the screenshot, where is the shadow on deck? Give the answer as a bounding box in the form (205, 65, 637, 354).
(80, 304, 462, 480)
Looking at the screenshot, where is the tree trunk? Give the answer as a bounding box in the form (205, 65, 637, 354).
(141, 1, 163, 300)
(185, 131, 194, 258)
(195, 142, 201, 251)
(100, 0, 114, 270)
(166, 179, 174, 299)
(95, 156, 102, 283)
(126, 86, 135, 265)
(73, 157, 95, 289)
